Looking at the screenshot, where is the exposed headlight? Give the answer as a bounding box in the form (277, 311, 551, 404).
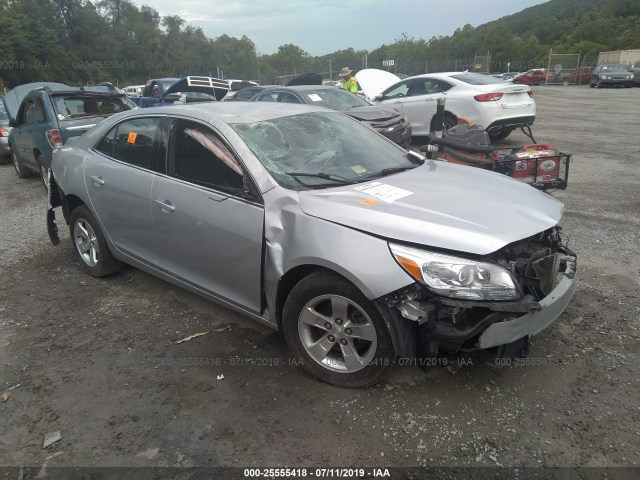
(602, 75, 610, 80)
(389, 243, 521, 301)
(631, 74, 635, 79)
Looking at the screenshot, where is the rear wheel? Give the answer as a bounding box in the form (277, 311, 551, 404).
(37, 156, 49, 191)
(282, 271, 395, 387)
(11, 147, 32, 178)
(69, 206, 122, 277)
(489, 129, 512, 141)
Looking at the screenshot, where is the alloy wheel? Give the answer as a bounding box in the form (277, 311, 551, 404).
(298, 294, 378, 373)
(74, 218, 100, 267)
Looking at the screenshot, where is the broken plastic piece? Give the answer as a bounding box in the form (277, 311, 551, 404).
(174, 331, 210, 344)
(43, 431, 62, 448)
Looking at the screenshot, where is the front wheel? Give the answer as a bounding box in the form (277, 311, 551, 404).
(282, 272, 395, 387)
(69, 206, 122, 277)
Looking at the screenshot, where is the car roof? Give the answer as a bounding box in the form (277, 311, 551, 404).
(113, 101, 333, 124)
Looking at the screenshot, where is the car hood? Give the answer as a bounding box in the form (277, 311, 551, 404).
(344, 105, 402, 121)
(355, 69, 401, 100)
(2, 82, 69, 123)
(164, 76, 230, 101)
(298, 161, 564, 256)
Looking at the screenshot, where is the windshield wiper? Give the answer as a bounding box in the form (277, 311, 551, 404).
(284, 172, 355, 185)
(364, 164, 419, 179)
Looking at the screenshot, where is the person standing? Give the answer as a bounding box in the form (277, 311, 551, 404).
(339, 67, 358, 93)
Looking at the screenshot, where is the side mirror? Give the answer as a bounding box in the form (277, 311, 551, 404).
(373, 94, 383, 101)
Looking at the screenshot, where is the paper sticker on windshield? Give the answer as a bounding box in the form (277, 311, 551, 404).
(351, 165, 367, 174)
(127, 132, 138, 144)
(354, 182, 413, 203)
(307, 94, 323, 102)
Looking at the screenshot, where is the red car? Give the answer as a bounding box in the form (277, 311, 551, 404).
(560, 67, 593, 85)
(512, 69, 549, 86)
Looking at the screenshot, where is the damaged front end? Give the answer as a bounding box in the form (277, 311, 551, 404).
(383, 226, 577, 364)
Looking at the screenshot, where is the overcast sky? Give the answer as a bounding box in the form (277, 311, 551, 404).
(132, 0, 548, 56)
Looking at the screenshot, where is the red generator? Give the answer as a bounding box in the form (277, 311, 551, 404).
(510, 144, 561, 185)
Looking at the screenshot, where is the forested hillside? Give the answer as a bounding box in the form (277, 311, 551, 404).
(0, 0, 638, 88)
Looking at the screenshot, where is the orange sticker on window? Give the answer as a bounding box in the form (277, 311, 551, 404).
(359, 198, 380, 206)
(127, 132, 137, 144)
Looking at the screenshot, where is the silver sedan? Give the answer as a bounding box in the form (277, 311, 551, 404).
(48, 102, 577, 387)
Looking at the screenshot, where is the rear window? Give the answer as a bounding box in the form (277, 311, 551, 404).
(52, 95, 134, 119)
(449, 73, 504, 85)
(299, 88, 371, 111)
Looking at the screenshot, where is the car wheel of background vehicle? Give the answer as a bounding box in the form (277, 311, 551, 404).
(37, 156, 49, 191)
(69, 206, 122, 277)
(589, 82, 595, 88)
(489, 129, 512, 141)
(11, 147, 32, 178)
(282, 271, 395, 387)
(442, 113, 457, 132)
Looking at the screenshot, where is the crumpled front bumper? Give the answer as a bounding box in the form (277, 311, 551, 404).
(477, 261, 577, 349)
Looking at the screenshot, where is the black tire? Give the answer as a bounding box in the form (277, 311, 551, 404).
(489, 129, 512, 141)
(69, 205, 122, 277)
(282, 271, 395, 387)
(442, 113, 457, 131)
(596, 81, 603, 88)
(11, 147, 33, 178)
(36, 155, 49, 192)
(589, 82, 595, 88)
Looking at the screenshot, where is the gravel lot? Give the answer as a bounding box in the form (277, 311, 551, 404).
(1, 86, 639, 477)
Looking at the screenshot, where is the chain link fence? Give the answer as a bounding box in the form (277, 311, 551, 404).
(546, 51, 581, 85)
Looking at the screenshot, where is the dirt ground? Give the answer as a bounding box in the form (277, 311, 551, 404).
(1, 86, 639, 477)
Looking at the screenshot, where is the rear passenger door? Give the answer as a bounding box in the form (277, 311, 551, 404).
(151, 118, 264, 312)
(85, 116, 165, 264)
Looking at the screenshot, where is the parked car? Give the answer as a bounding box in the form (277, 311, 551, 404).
(631, 61, 640, 86)
(132, 76, 230, 107)
(360, 70, 535, 141)
(2, 82, 137, 187)
(272, 73, 323, 86)
(225, 85, 268, 102)
(249, 85, 411, 148)
(590, 64, 635, 88)
(559, 67, 592, 85)
(47, 102, 577, 387)
(123, 85, 144, 97)
(222, 80, 259, 100)
(511, 69, 549, 86)
(0, 103, 12, 162)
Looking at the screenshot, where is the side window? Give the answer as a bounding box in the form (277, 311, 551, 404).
(112, 117, 161, 170)
(169, 120, 244, 192)
(383, 81, 410, 99)
(35, 97, 47, 123)
(22, 99, 36, 125)
(278, 93, 301, 104)
(95, 125, 116, 156)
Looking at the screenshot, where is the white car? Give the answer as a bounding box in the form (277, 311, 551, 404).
(358, 70, 536, 140)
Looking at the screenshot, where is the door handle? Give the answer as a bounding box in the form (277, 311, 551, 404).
(155, 199, 175, 213)
(90, 175, 105, 186)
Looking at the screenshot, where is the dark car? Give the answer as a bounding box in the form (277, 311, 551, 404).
(629, 61, 640, 86)
(590, 64, 635, 88)
(226, 85, 266, 102)
(0, 103, 12, 162)
(249, 85, 412, 148)
(3, 82, 137, 187)
(132, 76, 230, 107)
